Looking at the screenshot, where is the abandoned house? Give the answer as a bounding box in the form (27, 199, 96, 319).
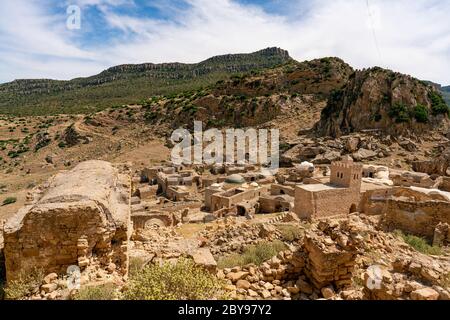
(295, 157, 362, 220)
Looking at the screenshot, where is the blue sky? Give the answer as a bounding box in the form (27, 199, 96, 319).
(0, 0, 449, 84)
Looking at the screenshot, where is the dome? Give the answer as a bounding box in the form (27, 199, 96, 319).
(225, 174, 245, 184)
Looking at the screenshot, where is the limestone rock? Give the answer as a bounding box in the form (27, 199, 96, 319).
(410, 288, 439, 301)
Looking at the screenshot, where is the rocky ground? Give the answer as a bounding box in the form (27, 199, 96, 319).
(7, 213, 448, 300)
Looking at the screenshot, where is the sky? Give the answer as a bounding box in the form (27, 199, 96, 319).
(0, 0, 449, 85)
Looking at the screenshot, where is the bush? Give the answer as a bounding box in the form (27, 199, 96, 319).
(4, 268, 44, 300)
(128, 256, 148, 278)
(74, 283, 118, 300)
(394, 230, 442, 255)
(389, 103, 410, 123)
(123, 259, 223, 300)
(429, 91, 449, 116)
(217, 240, 287, 269)
(2, 197, 16, 206)
(413, 104, 429, 123)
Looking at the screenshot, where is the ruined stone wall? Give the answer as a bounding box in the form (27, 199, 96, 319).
(303, 219, 362, 289)
(131, 213, 174, 229)
(3, 160, 131, 282)
(304, 236, 357, 289)
(294, 188, 315, 219)
(211, 187, 267, 212)
(259, 196, 292, 213)
(359, 188, 393, 215)
(359, 187, 440, 216)
(271, 184, 295, 197)
(295, 187, 360, 220)
(382, 199, 450, 240)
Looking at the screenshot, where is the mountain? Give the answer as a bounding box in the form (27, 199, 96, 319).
(423, 81, 450, 107)
(0, 47, 292, 116)
(316, 67, 450, 137)
(442, 85, 450, 106)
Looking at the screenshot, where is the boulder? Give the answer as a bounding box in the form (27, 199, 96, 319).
(190, 248, 217, 273)
(410, 288, 439, 300)
(352, 149, 377, 161)
(344, 137, 360, 152)
(236, 280, 251, 290)
(313, 151, 341, 164)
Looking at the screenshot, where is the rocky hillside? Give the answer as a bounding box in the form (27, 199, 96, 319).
(316, 67, 450, 137)
(442, 86, 450, 106)
(0, 48, 292, 116)
(143, 57, 353, 130)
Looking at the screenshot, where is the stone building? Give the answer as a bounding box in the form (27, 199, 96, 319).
(156, 169, 199, 198)
(259, 195, 293, 213)
(390, 171, 436, 188)
(2, 161, 131, 282)
(209, 184, 268, 213)
(295, 158, 362, 220)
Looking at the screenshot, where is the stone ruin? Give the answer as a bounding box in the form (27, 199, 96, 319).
(2, 160, 131, 282)
(303, 219, 362, 289)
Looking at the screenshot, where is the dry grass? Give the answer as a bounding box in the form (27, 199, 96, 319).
(74, 283, 118, 300)
(217, 240, 287, 269)
(393, 230, 442, 256)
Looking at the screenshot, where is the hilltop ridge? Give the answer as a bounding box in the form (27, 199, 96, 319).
(0, 47, 292, 115)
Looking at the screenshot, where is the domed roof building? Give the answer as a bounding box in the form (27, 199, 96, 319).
(225, 174, 245, 184)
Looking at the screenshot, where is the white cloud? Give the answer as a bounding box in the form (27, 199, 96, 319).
(0, 0, 449, 84)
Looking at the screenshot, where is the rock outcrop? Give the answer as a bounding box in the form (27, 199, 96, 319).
(3, 160, 132, 282)
(316, 67, 449, 137)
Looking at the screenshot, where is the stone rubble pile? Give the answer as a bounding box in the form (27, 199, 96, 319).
(199, 220, 281, 256)
(303, 218, 364, 289)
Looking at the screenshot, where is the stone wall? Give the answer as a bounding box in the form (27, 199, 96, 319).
(131, 212, 176, 229)
(295, 187, 360, 220)
(3, 160, 131, 282)
(303, 219, 362, 289)
(210, 186, 267, 213)
(382, 199, 450, 240)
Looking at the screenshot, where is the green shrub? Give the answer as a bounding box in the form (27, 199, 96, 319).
(75, 283, 118, 300)
(2, 197, 16, 206)
(128, 256, 148, 278)
(389, 103, 410, 123)
(217, 240, 287, 269)
(370, 112, 382, 122)
(123, 259, 223, 300)
(4, 268, 44, 300)
(394, 230, 442, 255)
(413, 104, 429, 123)
(429, 91, 449, 116)
(58, 141, 66, 149)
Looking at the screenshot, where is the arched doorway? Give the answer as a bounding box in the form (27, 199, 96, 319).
(349, 204, 357, 213)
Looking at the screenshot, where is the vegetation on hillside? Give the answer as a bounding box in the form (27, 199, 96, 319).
(0, 48, 291, 116)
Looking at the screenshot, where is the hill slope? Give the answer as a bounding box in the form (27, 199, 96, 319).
(0, 47, 292, 116)
(316, 67, 450, 137)
(442, 85, 450, 106)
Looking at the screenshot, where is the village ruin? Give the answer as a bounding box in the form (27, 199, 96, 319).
(0, 153, 449, 300)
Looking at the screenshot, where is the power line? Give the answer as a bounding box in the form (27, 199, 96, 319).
(366, 0, 383, 66)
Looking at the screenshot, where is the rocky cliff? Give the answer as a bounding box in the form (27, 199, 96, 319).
(315, 67, 450, 137)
